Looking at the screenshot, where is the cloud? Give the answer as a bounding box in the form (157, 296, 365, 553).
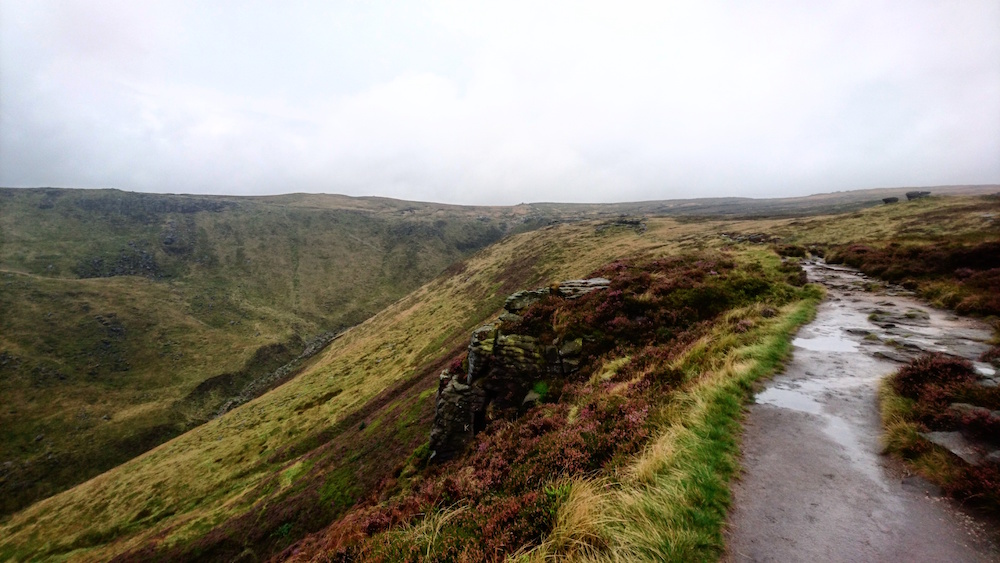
(1, 0, 998, 204)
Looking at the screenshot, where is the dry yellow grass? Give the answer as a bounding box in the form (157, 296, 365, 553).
(774, 194, 1000, 245)
(515, 295, 820, 562)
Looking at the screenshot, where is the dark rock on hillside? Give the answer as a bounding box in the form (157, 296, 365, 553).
(906, 190, 931, 201)
(882, 197, 899, 204)
(430, 379, 488, 462)
(74, 241, 162, 279)
(160, 218, 197, 255)
(429, 278, 610, 461)
(73, 192, 233, 223)
(211, 331, 341, 418)
(595, 216, 646, 234)
(721, 232, 781, 244)
(502, 277, 611, 314)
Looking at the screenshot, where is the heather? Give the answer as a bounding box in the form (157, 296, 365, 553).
(278, 252, 813, 561)
(881, 353, 1000, 513)
(825, 240, 1000, 315)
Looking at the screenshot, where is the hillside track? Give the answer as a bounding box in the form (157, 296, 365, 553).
(724, 261, 1000, 562)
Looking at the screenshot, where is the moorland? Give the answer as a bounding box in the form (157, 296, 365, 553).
(0, 185, 997, 561)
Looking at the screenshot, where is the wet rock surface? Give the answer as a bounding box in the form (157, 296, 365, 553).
(429, 278, 609, 461)
(725, 260, 999, 562)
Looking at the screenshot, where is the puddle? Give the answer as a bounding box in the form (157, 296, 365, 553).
(755, 386, 823, 415)
(974, 362, 997, 377)
(756, 382, 886, 485)
(792, 335, 858, 353)
(823, 416, 887, 486)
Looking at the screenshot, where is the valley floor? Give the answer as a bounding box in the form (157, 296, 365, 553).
(724, 262, 1000, 561)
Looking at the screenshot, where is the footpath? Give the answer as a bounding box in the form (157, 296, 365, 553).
(724, 261, 1000, 562)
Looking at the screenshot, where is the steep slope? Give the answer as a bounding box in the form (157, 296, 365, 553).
(1, 214, 779, 561)
(0, 188, 518, 515)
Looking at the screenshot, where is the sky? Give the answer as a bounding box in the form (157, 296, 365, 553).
(1, 1, 998, 205)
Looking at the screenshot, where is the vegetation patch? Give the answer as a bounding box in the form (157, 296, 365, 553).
(277, 251, 816, 562)
(880, 353, 1000, 514)
(826, 240, 1000, 315)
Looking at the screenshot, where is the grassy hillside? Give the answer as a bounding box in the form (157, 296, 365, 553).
(0, 188, 523, 516)
(0, 211, 804, 561)
(1, 188, 995, 562)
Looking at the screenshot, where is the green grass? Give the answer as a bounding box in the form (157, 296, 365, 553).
(0, 188, 518, 515)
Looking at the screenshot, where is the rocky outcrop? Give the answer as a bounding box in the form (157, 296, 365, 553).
(429, 278, 610, 461)
(720, 232, 781, 244)
(882, 197, 899, 204)
(75, 241, 162, 279)
(595, 217, 646, 234)
(428, 378, 487, 463)
(905, 190, 931, 201)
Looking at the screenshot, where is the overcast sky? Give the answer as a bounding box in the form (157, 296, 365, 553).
(1, 1, 998, 205)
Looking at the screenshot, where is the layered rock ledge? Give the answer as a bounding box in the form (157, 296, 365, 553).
(429, 278, 610, 461)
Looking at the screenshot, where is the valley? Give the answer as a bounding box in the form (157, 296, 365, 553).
(0, 188, 520, 515)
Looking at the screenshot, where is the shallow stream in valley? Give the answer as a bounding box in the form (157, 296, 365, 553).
(724, 260, 999, 562)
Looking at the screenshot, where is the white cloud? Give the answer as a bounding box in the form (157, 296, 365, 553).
(1, 0, 998, 204)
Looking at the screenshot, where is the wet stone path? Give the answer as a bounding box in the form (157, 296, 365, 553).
(724, 261, 1000, 562)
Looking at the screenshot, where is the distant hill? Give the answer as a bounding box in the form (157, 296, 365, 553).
(519, 184, 999, 219)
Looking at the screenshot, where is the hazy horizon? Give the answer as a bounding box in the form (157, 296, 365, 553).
(2, 1, 998, 205)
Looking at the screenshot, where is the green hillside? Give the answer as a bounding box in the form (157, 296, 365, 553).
(0, 188, 523, 516)
(0, 211, 784, 561)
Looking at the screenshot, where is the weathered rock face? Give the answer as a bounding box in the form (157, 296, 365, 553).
(501, 277, 611, 315)
(906, 190, 931, 201)
(428, 376, 487, 463)
(428, 277, 610, 462)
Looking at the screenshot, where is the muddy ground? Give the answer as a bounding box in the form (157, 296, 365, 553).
(724, 261, 1000, 562)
